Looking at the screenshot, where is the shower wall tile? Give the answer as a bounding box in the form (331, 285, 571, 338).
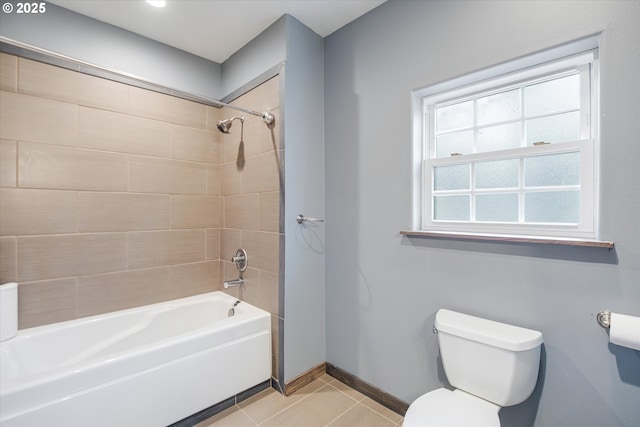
(77, 267, 172, 318)
(171, 124, 219, 163)
(129, 156, 206, 195)
(1, 54, 225, 328)
(1, 54, 279, 346)
(78, 107, 172, 157)
(206, 164, 221, 196)
(243, 116, 276, 156)
(0, 237, 17, 283)
(128, 230, 205, 270)
(18, 278, 78, 328)
(229, 76, 280, 117)
(220, 131, 242, 164)
(242, 231, 280, 275)
(219, 76, 282, 378)
(259, 270, 280, 316)
(0, 139, 17, 187)
(17, 233, 128, 282)
(0, 53, 17, 92)
(243, 151, 281, 194)
(221, 162, 242, 195)
(18, 142, 128, 191)
(260, 191, 280, 232)
(224, 194, 260, 230)
(169, 261, 220, 299)
(259, 108, 281, 153)
(78, 192, 170, 232)
(220, 228, 242, 262)
(205, 106, 223, 132)
(170, 195, 220, 229)
(272, 314, 281, 378)
(128, 86, 206, 128)
(0, 91, 77, 146)
(206, 229, 220, 261)
(19, 58, 128, 112)
(0, 188, 77, 236)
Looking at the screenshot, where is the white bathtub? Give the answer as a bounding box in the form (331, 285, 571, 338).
(0, 291, 271, 427)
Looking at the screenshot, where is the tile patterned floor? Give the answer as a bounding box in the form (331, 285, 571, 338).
(195, 374, 404, 427)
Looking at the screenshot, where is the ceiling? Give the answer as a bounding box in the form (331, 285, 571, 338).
(48, 0, 386, 63)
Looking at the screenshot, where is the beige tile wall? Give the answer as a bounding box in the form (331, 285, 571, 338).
(0, 53, 223, 327)
(218, 76, 282, 378)
(0, 53, 282, 379)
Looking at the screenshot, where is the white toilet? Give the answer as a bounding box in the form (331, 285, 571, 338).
(403, 309, 543, 427)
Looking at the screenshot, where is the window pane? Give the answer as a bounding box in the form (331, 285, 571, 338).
(525, 152, 580, 187)
(526, 111, 581, 144)
(477, 122, 521, 152)
(525, 74, 580, 116)
(436, 130, 473, 157)
(476, 159, 518, 189)
(434, 164, 470, 191)
(476, 193, 519, 222)
(434, 195, 470, 221)
(525, 191, 580, 223)
(436, 100, 474, 132)
(477, 89, 520, 125)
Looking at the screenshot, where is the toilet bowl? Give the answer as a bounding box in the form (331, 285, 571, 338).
(403, 389, 500, 427)
(403, 309, 543, 427)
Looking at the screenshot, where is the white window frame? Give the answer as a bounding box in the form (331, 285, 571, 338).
(412, 39, 600, 240)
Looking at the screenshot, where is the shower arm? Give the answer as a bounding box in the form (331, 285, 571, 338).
(212, 101, 275, 126)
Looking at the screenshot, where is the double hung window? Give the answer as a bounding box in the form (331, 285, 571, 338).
(418, 49, 599, 240)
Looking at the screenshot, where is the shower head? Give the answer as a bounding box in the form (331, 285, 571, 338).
(216, 115, 244, 134)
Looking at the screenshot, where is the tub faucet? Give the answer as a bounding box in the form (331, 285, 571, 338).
(223, 278, 244, 288)
(224, 248, 247, 289)
(228, 300, 241, 317)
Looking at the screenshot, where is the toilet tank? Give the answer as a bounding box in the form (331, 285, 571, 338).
(435, 309, 543, 407)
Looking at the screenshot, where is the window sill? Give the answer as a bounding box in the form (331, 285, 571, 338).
(399, 230, 614, 248)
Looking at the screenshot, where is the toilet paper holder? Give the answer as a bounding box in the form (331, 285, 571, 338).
(596, 310, 611, 329)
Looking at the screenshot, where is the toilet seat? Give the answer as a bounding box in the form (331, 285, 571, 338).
(403, 388, 501, 427)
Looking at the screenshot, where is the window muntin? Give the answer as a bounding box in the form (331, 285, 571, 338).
(421, 51, 598, 239)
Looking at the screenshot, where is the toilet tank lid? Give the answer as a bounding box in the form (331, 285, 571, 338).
(435, 309, 543, 351)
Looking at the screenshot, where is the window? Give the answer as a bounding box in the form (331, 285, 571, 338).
(415, 46, 599, 241)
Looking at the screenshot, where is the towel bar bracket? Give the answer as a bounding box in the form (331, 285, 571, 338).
(597, 310, 611, 329)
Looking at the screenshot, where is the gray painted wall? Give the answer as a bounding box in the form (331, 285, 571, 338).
(324, 1, 639, 426)
(282, 16, 326, 383)
(0, 1, 221, 98)
(223, 14, 326, 384)
(220, 16, 287, 99)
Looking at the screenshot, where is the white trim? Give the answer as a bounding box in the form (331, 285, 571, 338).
(413, 39, 600, 240)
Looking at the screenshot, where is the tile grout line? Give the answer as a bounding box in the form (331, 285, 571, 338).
(250, 384, 323, 426)
(357, 400, 403, 425)
(322, 400, 359, 427)
(236, 405, 260, 426)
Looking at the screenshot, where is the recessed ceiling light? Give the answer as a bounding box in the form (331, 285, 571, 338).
(146, 0, 166, 7)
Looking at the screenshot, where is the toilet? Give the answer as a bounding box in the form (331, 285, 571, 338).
(403, 309, 543, 427)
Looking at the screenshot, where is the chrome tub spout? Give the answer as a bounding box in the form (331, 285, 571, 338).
(223, 278, 244, 289)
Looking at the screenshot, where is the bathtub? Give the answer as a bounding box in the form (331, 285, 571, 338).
(0, 291, 271, 427)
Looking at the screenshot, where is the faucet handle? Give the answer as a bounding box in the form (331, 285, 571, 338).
(231, 248, 248, 272)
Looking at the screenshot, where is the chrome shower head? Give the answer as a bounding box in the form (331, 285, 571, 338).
(216, 115, 244, 134)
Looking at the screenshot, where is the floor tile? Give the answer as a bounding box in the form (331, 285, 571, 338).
(326, 378, 366, 402)
(197, 375, 405, 427)
(327, 403, 397, 427)
(261, 384, 358, 427)
(360, 396, 404, 424)
(238, 379, 324, 423)
(193, 406, 257, 427)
